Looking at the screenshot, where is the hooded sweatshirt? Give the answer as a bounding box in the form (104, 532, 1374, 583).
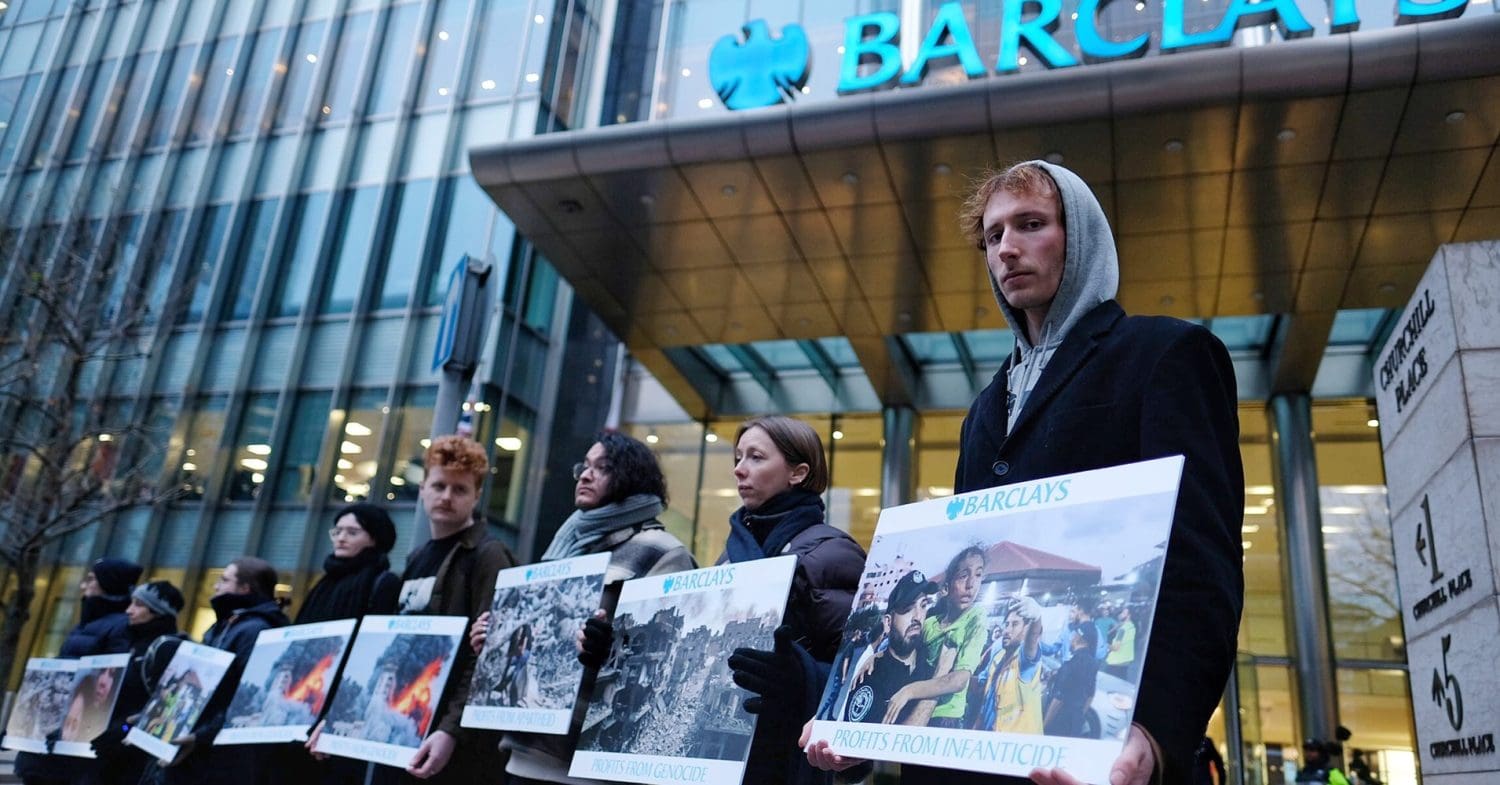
(989, 160, 1119, 432)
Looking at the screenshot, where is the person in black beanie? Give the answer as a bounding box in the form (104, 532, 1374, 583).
(298, 502, 401, 622)
(290, 503, 399, 785)
(86, 581, 186, 785)
(16, 558, 142, 785)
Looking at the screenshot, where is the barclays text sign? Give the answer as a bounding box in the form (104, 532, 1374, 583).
(708, 0, 1475, 109)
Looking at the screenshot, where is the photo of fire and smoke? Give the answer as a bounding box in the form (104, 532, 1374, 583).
(575, 586, 781, 763)
(219, 623, 353, 744)
(322, 630, 457, 750)
(470, 572, 604, 712)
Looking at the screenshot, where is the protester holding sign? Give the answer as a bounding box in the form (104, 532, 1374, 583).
(88, 581, 185, 785)
(158, 558, 289, 785)
(393, 435, 515, 783)
(718, 416, 867, 785)
(16, 558, 142, 785)
(848, 160, 1241, 785)
(469, 431, 694, 784)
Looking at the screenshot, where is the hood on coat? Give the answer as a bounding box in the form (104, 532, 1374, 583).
(987, 160, 1119, 354)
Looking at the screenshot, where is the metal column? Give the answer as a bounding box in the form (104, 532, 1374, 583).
(1266, 393, 1340, 744)
(881, 406, 916, 507)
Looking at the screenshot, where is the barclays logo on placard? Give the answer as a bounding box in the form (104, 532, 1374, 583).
(708, 20, 810, 110)
(525, 562, 572, 582)
(662, 567, 737, 595)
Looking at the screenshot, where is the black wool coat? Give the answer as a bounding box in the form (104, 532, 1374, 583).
(936, 300, 1245, 785)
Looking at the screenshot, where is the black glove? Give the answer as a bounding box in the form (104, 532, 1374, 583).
(728, 625, 804, 716)
(44, 728, 62, 753)
(578, 616, 615, 669)
(91, 724, 128, 757)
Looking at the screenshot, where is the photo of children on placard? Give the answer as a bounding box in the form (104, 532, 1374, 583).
(128, 642, 235, 761)
(319, 621, 462, 754)
(470, 573, 605, 712)
(218, 621, 355, 745)
(53, 655, 129, 757)
(2, 660, 76, 752)
(815, 491, 1172, 744)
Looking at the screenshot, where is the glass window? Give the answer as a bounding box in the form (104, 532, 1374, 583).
(230, 29, 284, 137)
(693, 419, 740, 565)
(318, 11, 372, 122)
(480, 412, 532, 524)
(376, 178, 433, 310)
(0, 23, 42, 78)
(226, 393, 277, 501)
(1239, 403, 1287, 657)
(388, 386, 437, 500)
(466, 0, 527, 101)
(353, 119, 395, 182)
(169, 147, 208, 207)
(417, 0, 468, 109)
(619, 421, 702, 550)
(303, 126, 348, 190)
(1336, 669, 1418, 785)
(107, 53, 154, 157)
(319, 186, 380, 314)
(30, 65, 79, 166)
(221, 0, 258, 36)
(226, 198, 280, 321)
(516, 4, 549, 98)
(828, 414, 883, 547)
(521, 256, 559, 331)
(188, 38, 240, 144)
(274, 391, 332, 503)
(254, 134, 298, 195)
(140, 0, 176, 52)
(272, 191, 329, 317)
(64, 63, 105, 161)
(402, 112, 447, 179)
(0, 74, 39, 169)
(179, 0, 216, 44)
(273, 20, 326, 130)
(366, 3, 420, 116)
(1313, 400, 1401, 662)
(146, 45, 197, 149)
(180, 204, 231, 324)
(141, 210, 188, 325)
(174, 396, 228, 500)
(331, 389, 387, 502)
(424, 175, 492, 305)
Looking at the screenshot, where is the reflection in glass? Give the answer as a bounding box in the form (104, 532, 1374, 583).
(319, 12, 372, 122)
(230, 30, 283, 137)
(377, 178, 434, 310)
(273, 192, 330, 317)
(389, 386, 438, 500)
(466, 0, 528, 101)
(174, 397, 228, 500)
(226, 393, 277, 501)
(188, 38, 239, 144)
(146, 47, 197, 149)
(274, 391, 332, 503)
(418, 0, 469, 109)
(319, 186, 379, 314)
(274, 21, 326, 130)
(180, 204, 231, 324)
(226, 198, 279, 321)
(366, 4, 420, 116)
(331, 389, 387, 502)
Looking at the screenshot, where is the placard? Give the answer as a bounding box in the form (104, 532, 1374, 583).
(806, 458, 1183, 784)
(570, 555, 797, 785)
(462, 553, 610, 733)
(52, 654, 130, 758)
(313, 615, 467, 768)
(2, 658, 78, 753)
(216, 619, 358, 745)
(125, 642, 236, 763)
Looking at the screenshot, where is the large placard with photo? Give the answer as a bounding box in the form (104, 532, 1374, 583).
(462, 553, 610, 734)
(216, 619, 357, 745)
(2, 659, 78, 753)
(313, 615, 466, 768)
(807, 457, 1183, 783)
(125, 642, 236, 763)
(569, 555, 797, 785)
(52, 654, 130, 758)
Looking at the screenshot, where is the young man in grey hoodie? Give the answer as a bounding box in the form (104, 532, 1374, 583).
(805, 161, 1244, 785)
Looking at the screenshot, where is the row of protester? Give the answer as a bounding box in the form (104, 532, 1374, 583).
(8, 161, 1246, 785)
(9, 418, 866, 785)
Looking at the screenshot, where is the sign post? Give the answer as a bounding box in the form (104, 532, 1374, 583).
(412, 254, 495, 551)
(1372, 240, 1500, 782)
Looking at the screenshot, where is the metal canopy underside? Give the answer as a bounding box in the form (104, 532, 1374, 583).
(472, 16, 1500, 418)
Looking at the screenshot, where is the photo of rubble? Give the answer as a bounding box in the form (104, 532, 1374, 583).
(575, 585, 782, 762)
(470, 572, 604, 712)
(2, 660, 76, 750)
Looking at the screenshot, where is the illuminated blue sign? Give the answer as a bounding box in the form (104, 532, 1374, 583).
(709, 21, 812, 110)
(709, 1, 1472, 108)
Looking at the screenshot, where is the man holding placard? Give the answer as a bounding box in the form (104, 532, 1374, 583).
(395, 435, 515, 782)
(806, 161, 1242, 785)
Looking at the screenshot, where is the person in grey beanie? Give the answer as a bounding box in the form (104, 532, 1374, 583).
(85, 580, 185, 785)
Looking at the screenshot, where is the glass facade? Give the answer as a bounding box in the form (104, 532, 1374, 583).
(0, 0, 602, 648)
(3, 2, 1432, 782)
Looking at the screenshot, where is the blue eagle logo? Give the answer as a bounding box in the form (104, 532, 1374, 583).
(663, 576, 676, 594)
(946, 497, 965, 521)
(708, 20, 811, 111)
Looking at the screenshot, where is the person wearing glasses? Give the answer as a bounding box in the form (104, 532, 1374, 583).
(298, 502, 401, 623)
(469, 430, 695, 784)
